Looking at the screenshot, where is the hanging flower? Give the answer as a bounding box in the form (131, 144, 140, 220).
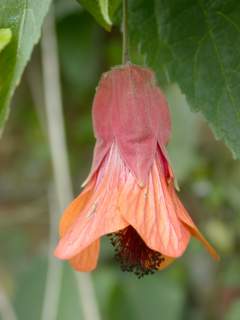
(54, 64, 219, 277)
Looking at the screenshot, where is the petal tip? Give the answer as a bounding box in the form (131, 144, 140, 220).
(54, 242, 70, 260)
(70, 262, 97, 273)
(209, 246, 220, 262)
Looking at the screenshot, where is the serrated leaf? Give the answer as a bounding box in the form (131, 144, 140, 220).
(0, 0, 52, 135)
(0, 28, 12, 52)
(77, 0, 121, 31)
(129, 0, 240, 159)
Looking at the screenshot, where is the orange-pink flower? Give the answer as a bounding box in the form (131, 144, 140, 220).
(54, 64, 219, 277)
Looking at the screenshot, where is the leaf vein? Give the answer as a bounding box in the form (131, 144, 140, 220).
(198, 0, 240, 122)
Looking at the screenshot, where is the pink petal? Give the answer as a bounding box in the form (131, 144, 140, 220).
(90, 64, 171, 185)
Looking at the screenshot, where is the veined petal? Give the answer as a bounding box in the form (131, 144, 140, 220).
(56, 178, 100, 270)
(92, 64, 171, 185)
(82, 140, 112, 187)
(55, 144, 128, 260)
(119, 157, 191, 258)
(59, 178, 96, 237)
(70, 240, 100, 272)
(173, 191, 220, 260)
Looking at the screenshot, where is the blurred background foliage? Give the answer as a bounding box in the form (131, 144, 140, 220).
(0, 1, 240, 320)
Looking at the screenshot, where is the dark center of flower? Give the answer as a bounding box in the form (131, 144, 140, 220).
(108, 226, 165, 278)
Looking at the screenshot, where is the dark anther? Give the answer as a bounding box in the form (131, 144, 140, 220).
(108, 226, 165, 278)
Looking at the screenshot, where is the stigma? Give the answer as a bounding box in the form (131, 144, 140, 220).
(108, 226, 165, 278)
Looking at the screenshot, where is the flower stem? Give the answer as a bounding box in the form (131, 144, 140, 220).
(40, 8, 101, 320)
(122, 0, 130, 64)
(0, 286, 17, 320)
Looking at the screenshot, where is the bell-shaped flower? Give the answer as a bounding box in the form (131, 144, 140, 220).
(54, 65, 219, 277)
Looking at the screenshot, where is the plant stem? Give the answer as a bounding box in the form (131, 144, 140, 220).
(122, 0, 130, 64)
(40, 8, 101, 320)
(0, 286, 17, 320)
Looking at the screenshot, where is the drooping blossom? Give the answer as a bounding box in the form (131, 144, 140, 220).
(54, 64, 219, 277)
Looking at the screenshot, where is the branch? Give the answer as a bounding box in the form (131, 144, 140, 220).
(0, 286, 17, 320)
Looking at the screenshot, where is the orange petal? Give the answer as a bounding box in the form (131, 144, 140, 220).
(119, 160, 191, 258)
(55, 145, 128, 260)
(55, 184, 127, 259)
(158, 256, 175, 271)
(56, 178, 100, 270)
(70, 240, 100, 272)
(173, 189, 220, 260)
(60, 179, 96, 237)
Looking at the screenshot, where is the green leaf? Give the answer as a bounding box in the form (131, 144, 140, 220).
(129, 0, 240, 159)
(57, 11, 101, 96)
(77, 0, 121, 31)
(0, 0, 52, 135)
(0, 28, 12, 52)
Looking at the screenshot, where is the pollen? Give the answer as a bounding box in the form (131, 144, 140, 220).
(108, 226, 165, 278)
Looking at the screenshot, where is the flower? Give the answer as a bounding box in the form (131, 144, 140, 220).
(54, 64, 219, 277)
